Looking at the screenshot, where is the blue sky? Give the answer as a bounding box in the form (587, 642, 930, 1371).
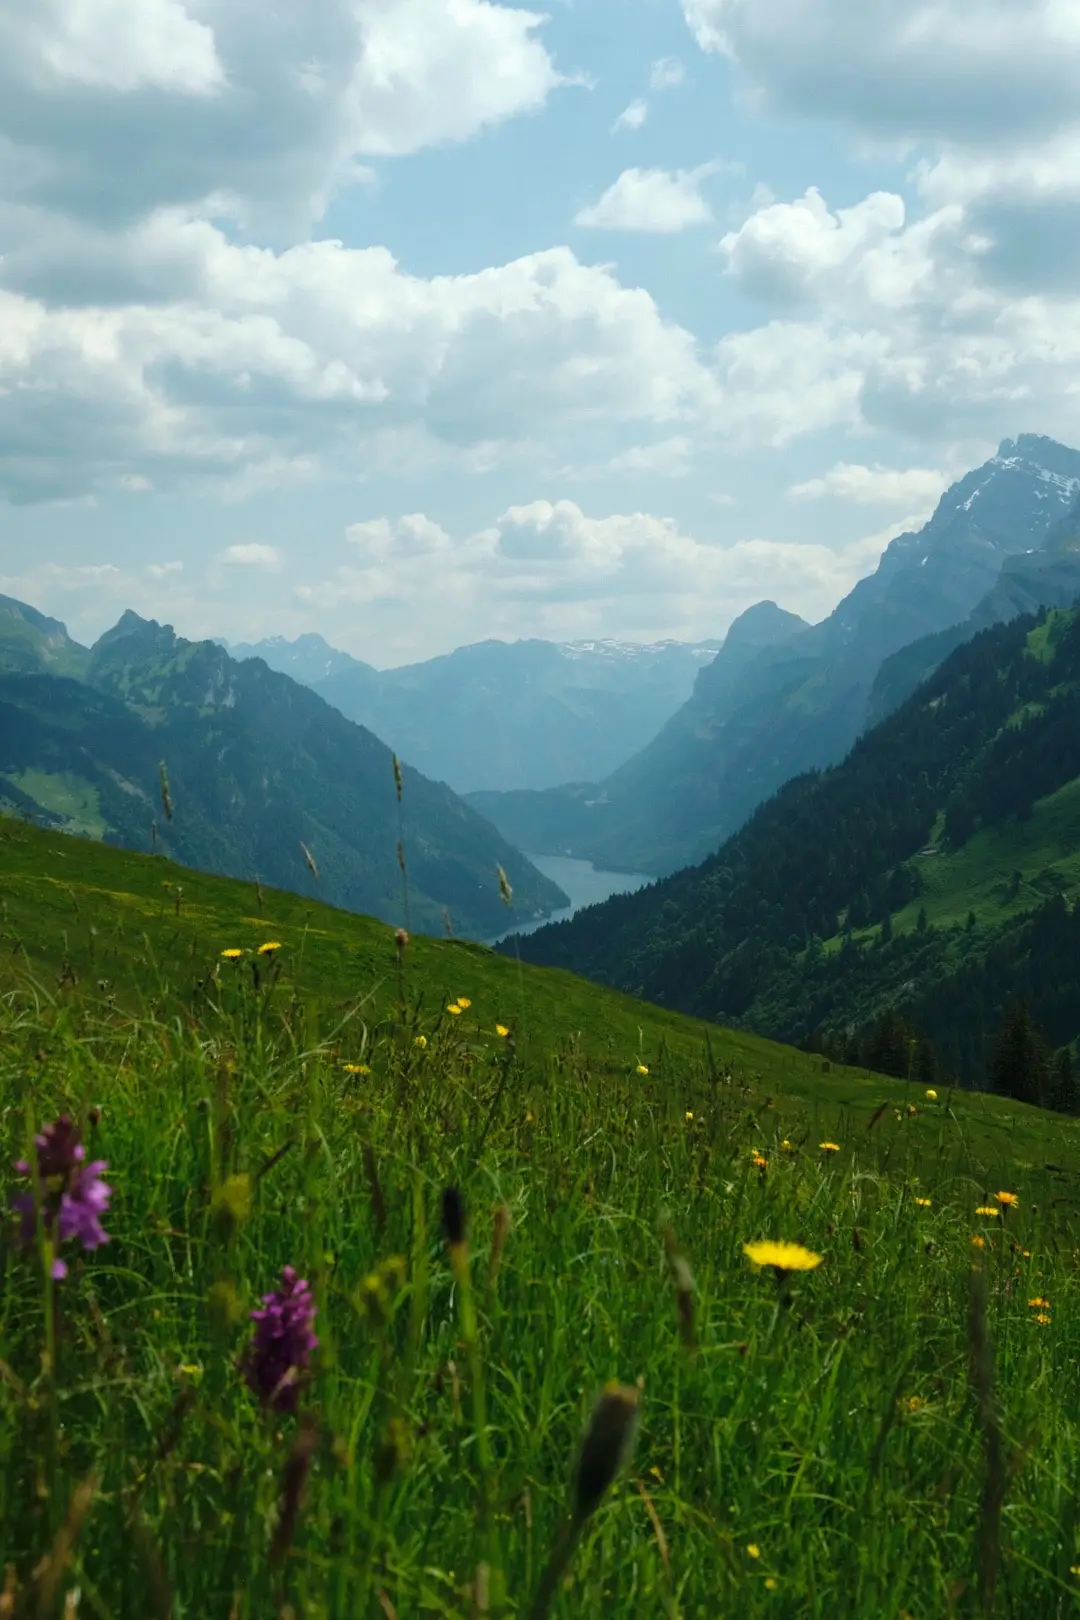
(1, 0, 1079, 664)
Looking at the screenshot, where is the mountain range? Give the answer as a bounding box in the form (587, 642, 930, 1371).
(0, 600, 566, 937)
(513, 596, 1080, 1090)
(472, 434, 1080, 875)
(225, 633, 720, 794)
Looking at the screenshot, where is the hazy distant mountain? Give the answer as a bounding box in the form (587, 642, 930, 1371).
(226, 633, 720, 794)
(0, 604, 567, 937)
(472, 433, 1080, 875)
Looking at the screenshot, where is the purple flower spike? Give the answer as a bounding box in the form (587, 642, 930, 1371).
(11, 1114, 111, 1277)
(245, 1266, 319, 1412)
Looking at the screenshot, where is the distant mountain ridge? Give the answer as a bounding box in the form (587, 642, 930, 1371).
(226, 632, 720, 795)
(472, 433, 1080, 874)
(0, 602, 567, 937)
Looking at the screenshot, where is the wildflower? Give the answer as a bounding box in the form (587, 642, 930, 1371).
(905, 1104, 918, 1116)
(914, 1197, 932, 1208)
(572, 1383, 639, 1523)
(743, 1240, 822, 1278)
(12, 1114, 112, 1279)
(904, 1396, 926, 1413)
(636, 1064, 649, 1075)
(456, 996, 472, 1010)
(245, 1266, 318, 1412)
(780, 1139, 794, 1152)
(819, 1141, 840, 1154)
(747, 1544, 761, 1559)
(975, 1205, 1000, 1218)
(414, 1035, 427, 1049)
(1034, 1312, 1052, 1326)
(925, 1088, 938, 1100)
(685, 1111, 694, 1122)
(995, 1191, 1019, 1208)
(971, 1234, 986, 1249)
(342, 1063, 371, 1076)
(258, 941, 282, 955)
(220, 948, 244, 960)
(446, 1003, 463, 1016)
(495, 1023, 510, 1038)
(1028, 1297, 1050, 1308)
(765, 1578, 778, 1591)
(752, 1153, 768, 1170)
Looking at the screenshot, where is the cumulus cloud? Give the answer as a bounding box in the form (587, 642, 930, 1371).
(789, 462, 947, 505)
(576, 164, 717, 233)
(613, 98, 648, 132)
(219, 543, 281, 568)
(719, 187, 908, 308)
(649, 57, 686, 92)
(0, 0, 564, 230)
(681, 0, 1080, 148)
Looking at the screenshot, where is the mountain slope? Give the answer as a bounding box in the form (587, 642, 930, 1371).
(230, 632, 720, 794)
(0, 605, 567, 937)
(477, 435, 1080, 875)
(0, 593, 89, 678)
(513, 599, 1080, 1088)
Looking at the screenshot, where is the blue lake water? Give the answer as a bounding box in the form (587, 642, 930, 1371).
(489, 852, 652, 944)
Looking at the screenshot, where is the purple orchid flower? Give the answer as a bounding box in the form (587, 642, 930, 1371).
(12, 1114, 112, 1279)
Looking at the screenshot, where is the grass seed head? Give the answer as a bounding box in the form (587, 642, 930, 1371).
(573, 1383, 640, 1524)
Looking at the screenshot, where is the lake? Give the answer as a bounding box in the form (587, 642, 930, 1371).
(488, 852, 652, 944)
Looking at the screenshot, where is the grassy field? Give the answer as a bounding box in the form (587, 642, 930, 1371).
(4, 817, 1080, 1616)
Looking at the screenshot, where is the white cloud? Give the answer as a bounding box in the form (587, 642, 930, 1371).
(681, 0, 1080, 147)
(719, 187, 909, 308)
(607, 437, 692, 477)
(789, 462, 947, 506)
(649, 57, 686, 92)
(147, 559, 183, 577)
(576, 164, 717, 233)
(0, 0, 565, 230)
(219, 543, 281, 568)
(612, 98, 648, 132)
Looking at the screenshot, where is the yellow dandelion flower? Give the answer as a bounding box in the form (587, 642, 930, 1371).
(1028, 1297, 1050, 1308)
(1022, 1248, 1031, 1258)
(495, 1023, 510, 1038)
(447, 1003, 463, 1016)
(685, 1110, 694, 1122)
(636, 1063, 649, 1075)
(994, 1190, 1019, 1208)
(220, 947, 244, 959)
(765, 1578, 778, 1592)
(414, 1035, 427, 1049)
(746, 1544, 761, 1559)
(743, 1240, 822, 1273)
(971, 1234, 986, 1249)
(342, 1063, 371, 1076)
(925, 1088, 938, 1100)
(1070, 1565, 1080, 1578)
(258, 941, 282, 954)
(975, 1205, 1000, 1218)
(904, 1396, 926, 1413)
(1034, 1312, 1052, 1326)
(752, 1153, 768, 1170)
(914, 1197, 932, 1208)
(819, 1141, 840, 1154)
(457, 996, 472, 1009)
(780, 1138, 794, 1152)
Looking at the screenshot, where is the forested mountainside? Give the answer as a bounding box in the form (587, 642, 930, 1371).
(0, 602, 566, 937)
(513, 601, 1080, 1098)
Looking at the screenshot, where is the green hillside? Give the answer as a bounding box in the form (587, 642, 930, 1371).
(514, 602, 1080, 1093)
(0, 603, 567, 939)
(6, 818, 1080, 1616)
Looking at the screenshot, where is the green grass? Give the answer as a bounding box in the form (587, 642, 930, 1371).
(5, 818, 1080, 1615)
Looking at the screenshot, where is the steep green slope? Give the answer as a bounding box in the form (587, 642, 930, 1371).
(0, 607, 566, 938)
(514, 601, 1080, 1090)
(0, 593, 89, 677)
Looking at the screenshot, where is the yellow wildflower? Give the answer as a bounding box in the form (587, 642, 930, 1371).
(685, 1110, 694, 1122)
(414, 1035, 427, 1050)
(975, 1205, 1000, 1218)
(220, 947, 244, 959)
(495, 1023, 510, 1038)
(994, 1190, 1019, 1208)
(1028, 1297, 1050, 1308)
(636, 1063, 649, 1075)
(905, 1104, 918, 1116)
(1034, 1312, 1052, 1326)
(457, 996, 472, 1009)
(342, 1063, 371, 1076)
(752, 1153, 768, 1170)
(904, 1396, 926, 1413)
(971, 1234, 986, 1249)
(447, 1003, 463, 1016)
(746, 1545, 761, 1560)
(914, 1197, 932, 1208)
(743, 1240, 822, 1274)
(925, 1088, 938, 1100)
(819, 1141, 840, 1154)
(257, 941, 282, 955)
(765, 1578, 778, 1591)
(780, 1139, 794, 1152)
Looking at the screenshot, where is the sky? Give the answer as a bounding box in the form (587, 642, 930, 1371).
(1, 0, 1080, 667)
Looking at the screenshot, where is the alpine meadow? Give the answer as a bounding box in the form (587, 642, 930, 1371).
(6, 0, 1080, 1616)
